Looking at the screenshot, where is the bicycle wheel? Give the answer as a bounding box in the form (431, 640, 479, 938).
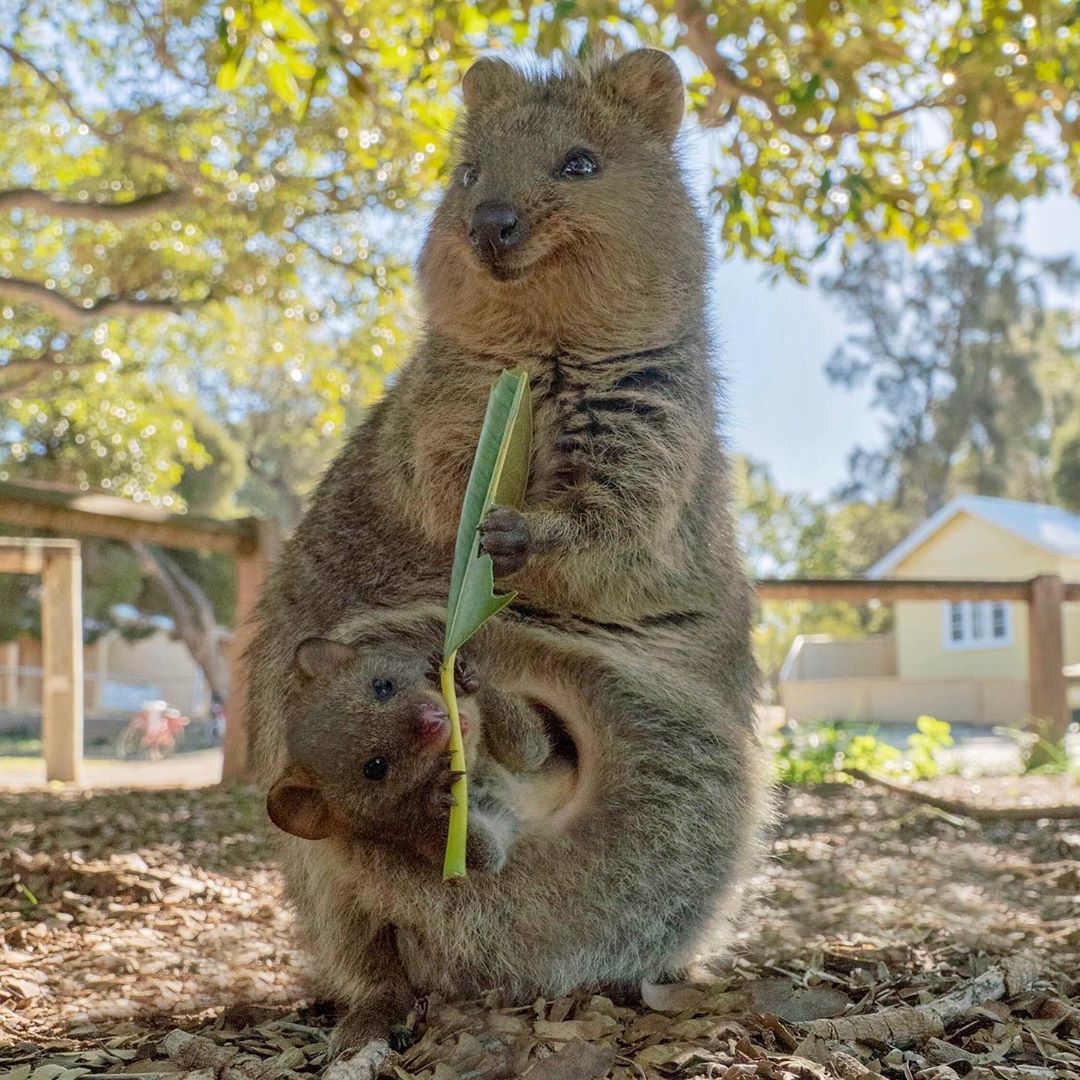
(115, 724, 144, 760)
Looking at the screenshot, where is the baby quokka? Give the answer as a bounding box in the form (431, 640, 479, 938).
(269, 638, 548, 875)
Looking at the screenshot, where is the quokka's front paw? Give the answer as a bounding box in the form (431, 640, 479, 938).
(479, 506, 531, 577)
(427, 757, 465, 817)
(452, 654, 481, 696)
(326, 1008, 416, 1072)
(424, 652, 480, 697)
(465, 824, 509, 875)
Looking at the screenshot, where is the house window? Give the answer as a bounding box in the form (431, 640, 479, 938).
(942, 601, 1012, 650)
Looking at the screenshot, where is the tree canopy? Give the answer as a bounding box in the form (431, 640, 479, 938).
(822, 207, 1079, 519)
(1, 0, 1079, 694)
(228, 0, 1080, 274)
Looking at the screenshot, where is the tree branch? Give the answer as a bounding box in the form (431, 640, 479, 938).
(0, 345, 63, 397)
(0, 275, 202, 329)
(847, 768, 1080, 822)
(0, 186, 186, 223)
(797, 957, 1039, 1052)
(0, 347, 61, 399)
(289, 229, 359, 270)
(0, 42, 182, 176)
(673, 0, 787, 126)
(672, 0, 946, 137)
(0, 41, 104, 138)
(131, 543, 229, 702)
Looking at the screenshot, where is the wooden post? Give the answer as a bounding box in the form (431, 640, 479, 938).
(222, 521, 277, 782)
(1028, 574, 1068, 760)
(3, 640, 17, 709)
(41, 544, 83, 783)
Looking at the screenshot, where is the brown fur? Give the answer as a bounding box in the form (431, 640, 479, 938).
(284, 617, 769, 1054)
(267, 635, 547, 874)
(247, 49, 770, 1053)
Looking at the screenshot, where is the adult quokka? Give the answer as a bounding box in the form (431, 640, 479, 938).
(247, 48, 769, 1054)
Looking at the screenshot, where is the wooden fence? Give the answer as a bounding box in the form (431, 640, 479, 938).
(758, 576, 1080, 746)
(0, 538, 82, 782)
(0, 478, 1075, 782)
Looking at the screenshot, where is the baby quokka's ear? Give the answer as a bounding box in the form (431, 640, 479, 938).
(601, 49, 685, 141)
(267, 771, 334, 840)
(293, 637, 357, 680)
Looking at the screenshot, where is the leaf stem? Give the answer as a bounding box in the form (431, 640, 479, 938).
(441, 651, 468, 881)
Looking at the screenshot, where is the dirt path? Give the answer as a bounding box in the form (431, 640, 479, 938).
(2, 779, 1077, 1078)
(0, 749, 222, 791)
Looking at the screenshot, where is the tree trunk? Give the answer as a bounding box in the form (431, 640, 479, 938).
(130, 543, 229, 704)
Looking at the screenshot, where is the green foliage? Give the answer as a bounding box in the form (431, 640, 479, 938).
(1053, 423, 1080, 513)
(774, 716, 954, 786)
(994, 725, 1077, 777)
(222, 0, 1080, 278)
(1, 0, 413, 511)
(773, 723, 900, 786)
(174, 411, 247, 517)
(906, 715, 955, 780)
(823, 209, 1079, 517)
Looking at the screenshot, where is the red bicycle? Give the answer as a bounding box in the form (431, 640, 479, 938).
(115, 700, 190, 761)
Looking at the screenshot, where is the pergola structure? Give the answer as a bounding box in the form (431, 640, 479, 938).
(0, 481, 276, 782)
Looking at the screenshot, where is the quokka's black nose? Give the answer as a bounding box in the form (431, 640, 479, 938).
(468, 201, 523, 255)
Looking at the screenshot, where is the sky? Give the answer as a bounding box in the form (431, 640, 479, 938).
(715, 194, 1080, 500)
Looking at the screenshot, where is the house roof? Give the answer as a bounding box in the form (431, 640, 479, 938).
(868, 495, 1080, 578)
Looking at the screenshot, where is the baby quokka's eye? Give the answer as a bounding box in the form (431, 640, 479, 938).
(558, 148, 599, 179)
(371, 678, 394, 702)
(460, 163, 479, 189)
(362, 757, 389, 781)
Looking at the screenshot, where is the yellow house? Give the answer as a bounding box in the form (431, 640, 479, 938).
(779, 496, 1080, 727)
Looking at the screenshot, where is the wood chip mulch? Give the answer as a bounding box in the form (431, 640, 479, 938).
(1, 776, 1078, 1079)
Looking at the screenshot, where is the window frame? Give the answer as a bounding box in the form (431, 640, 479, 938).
(940, 599, 1013, 651)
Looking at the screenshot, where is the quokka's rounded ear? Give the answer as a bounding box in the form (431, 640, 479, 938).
(603, 49, 685, 141)
(293, 637, 356, 680)
(462, 56, 522, 109)
(267, 775, 334, 840)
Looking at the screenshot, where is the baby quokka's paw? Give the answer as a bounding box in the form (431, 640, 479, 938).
(424, 652, 481, 697)
(464, 827, 508, 876)
(427, 756, 465, 818)
(479, 506, 531, 577)
(452, 654, 481, 696)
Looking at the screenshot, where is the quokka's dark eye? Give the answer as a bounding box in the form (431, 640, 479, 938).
(372, 678, 394, 702)
(362, 757, 389, 781)
(460, 164, 479, 188)
(558, 149, 599, 179)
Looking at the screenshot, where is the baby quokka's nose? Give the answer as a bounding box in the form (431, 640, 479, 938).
(415, 701, 469, 753)
(417, 703, 448, 741)
(469, 201, 523, 256)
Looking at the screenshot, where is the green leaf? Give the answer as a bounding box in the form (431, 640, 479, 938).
(443, 368, 532, 657)
(266, 55, 302, 107)
(441, 368, 532, 880)
(216, 39, 254, 91)
(258, 0, 319, 47)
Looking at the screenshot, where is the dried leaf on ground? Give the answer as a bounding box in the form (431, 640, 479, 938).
(2, 777, 1078, 1080)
